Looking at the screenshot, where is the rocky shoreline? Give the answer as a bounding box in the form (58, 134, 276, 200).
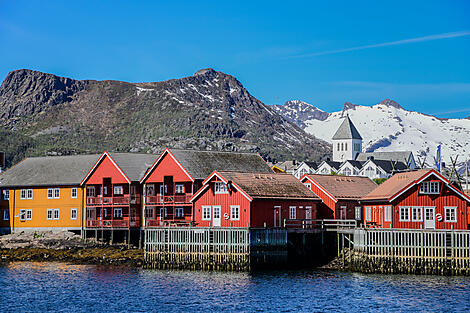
(0, 231, 144, 267)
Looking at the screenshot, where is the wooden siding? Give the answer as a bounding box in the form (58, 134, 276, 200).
(144, 153, 192, 183)
(0, 186, 84, 231)
(85, 155, 129, 184)
(301, 177, 335, 219)
(251, 199, 317, 228)
(365, 179, 469, 230)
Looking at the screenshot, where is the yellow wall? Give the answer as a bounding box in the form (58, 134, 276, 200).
(0, 186, 85, 232)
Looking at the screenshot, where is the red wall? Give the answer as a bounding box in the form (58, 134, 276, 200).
(365, 179, 469, 230)
(335, 200, 362, 220)
(251, 199, 318, 228)
(144, 153, 193, 183)
(86, 155, 129, 185)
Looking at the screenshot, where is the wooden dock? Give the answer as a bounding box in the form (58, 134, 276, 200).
(346, 228, 470, 275)
(144, 227, 287, 270)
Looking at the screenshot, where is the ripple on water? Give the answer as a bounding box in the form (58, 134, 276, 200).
(1, 262, 470, 312)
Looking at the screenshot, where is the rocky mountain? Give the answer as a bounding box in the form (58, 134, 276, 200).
(273, 98, 470, 167)
(272, 100, 329, 128)
(0, 69, 331, 168)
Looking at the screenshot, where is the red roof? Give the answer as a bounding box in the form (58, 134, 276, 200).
(362, 169, 470, 202)
(302, 174, 377, 201)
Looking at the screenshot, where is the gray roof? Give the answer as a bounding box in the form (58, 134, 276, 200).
(365, 159, 409, 173)
(356, 151, 413, 164)
(343, 160, 365, 169)
(304, 161, 318, 171)
(171, 149, 273, 180)
(332, 116, 362, 140)
(108, 153, 159, 181)
(0, 154, 101, 188)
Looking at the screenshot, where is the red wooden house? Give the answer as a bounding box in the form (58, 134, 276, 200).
(190, 171, 320, 228)
(300, 174, 377, 221)
(139, 149, 273, 227)
(81, 152, 158, 230)
(361, 169, 470, 229)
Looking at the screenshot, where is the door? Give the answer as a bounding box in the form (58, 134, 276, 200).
(159, 185, 164, 203)
(274, 206, 281, 227)
(425, 207, 435, 229)
(213, 206, 221, 227)
(339, 206, 346, 219)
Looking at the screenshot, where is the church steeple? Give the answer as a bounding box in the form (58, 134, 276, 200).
(332, 116, 363, 162)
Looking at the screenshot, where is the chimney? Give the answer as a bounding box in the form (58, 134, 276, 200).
(326, 157, 331, 162)
(367, 156, 374, 161)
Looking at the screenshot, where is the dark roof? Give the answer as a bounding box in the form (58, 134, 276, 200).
(305, 174, 377, 200)
(355, 151, 413, 163)
(219, 171, 319, 200)
(368, 159, 408, 173)
(108, 153, 159, 181)
(343, 160, 365, 169)
(332, 116, 362, 140)
(324, 160, 342, 170)
(171, 149, 273, 180)
(0, 154, 101, 188)
(304, 161, 318, 170)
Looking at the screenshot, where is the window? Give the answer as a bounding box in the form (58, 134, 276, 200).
(345, 143, 347, 151)
(384, 206, 392, 222)
(86, 187, 95, 197)
(113, 185, 123, 195)
(376, 168, 381, 175)
(3, 190, 10, 200)
(20, 209, 33, 221)
(202, 206, 211, 220)
(341, 143, 344, 151)
(343, 167, 352, 176)
(399, 207, 410, 222)
(175, 184, 185, 194)
(289, 206, 296, 219)
(3, 209, 9, 221)
(159, 207, 167, 218)
(86, 207, 94, 219)
(103, 186, 108, 195)
(175, 207, 184, 218)
(102, 208, 107, 218)
(412, 207, 423, 222)
(321, 167, 329, 174)
(47, 188, 60, 199)
(365, 206, 371, 221)
(355, 206, 362, 220)
(47, 209, 60, 220)
(71, 188, 78, 199)
(20, 189, 33, 200)
(337, 143, 340, 151)
(71, 208, 77, 220)
(114, 207, 123, 218)
(445, 207, 457, 222)
(145, 206, 155, 219)
(420, 181, 440, 194)
(304, 182, 311, 189)
(365, 166, 374, 177)
(231, 206, 240, 220)
(214, 182, 228, 194)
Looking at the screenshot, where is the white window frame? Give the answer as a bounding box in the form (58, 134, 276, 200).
(343, 167, 352, 176)
(411, 206, 423, 222)
(3, 209, 9, 221)
(86, 186, 95, 197)
(145, 206, 155, 219)
(3, 190, 10, 200)
(304, 182, 311, 189)
(399, 206, 411, 222)
(420, 181, 440, 194)
(230, 205, 240, 221)
(175, 184, 185, 194)
(20, 209, 32, 221)
(445, 206, 457, 223)
(365, 206, 371, 221)
(384, 206, 392, 222)
(71, 188, 78, 199)
(47, 188, 61, 199)
(355, 206, 362, 220)
(175, 207, 184, 218)
(289, 206, 296, 219)
(214, 182, 228, 194)
(113, 185, 123, 195)
(114, 207, 123, 218)
(47, 209, 60, 220)
(71, 208, 77, 220)
(202, 206, 211, 220)
(20, 189, 33, 200)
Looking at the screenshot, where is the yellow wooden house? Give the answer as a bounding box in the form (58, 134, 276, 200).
(0, 154, 100, 234)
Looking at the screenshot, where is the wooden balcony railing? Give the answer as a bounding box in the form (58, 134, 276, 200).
(145, 194, 192, 204)
(145, 219, 194, 227)
(85, 217, 141, 228)
(86, 195, 141, 206)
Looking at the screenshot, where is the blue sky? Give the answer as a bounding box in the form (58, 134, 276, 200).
(1, 0, 469, 117)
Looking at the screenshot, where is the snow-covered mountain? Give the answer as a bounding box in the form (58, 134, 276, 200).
(273, 99, 470, 167)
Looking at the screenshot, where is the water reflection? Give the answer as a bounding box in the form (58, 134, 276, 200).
(0, 262, 470, 312)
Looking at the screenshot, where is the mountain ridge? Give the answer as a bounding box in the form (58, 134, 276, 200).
(0, 68, 331, 168)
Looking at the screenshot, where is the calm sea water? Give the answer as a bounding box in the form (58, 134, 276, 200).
(1, 262, 470, 312)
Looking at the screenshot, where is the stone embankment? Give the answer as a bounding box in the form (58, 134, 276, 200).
(0, 231, 144, 266)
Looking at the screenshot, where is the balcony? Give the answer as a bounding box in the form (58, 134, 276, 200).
(145, 194, 192, 205)
(86, 195, 141, 206)
(85, 217, 141, 228)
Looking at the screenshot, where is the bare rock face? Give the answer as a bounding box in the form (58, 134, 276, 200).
(0, 68, 331, 166)
(272, 100, 329, 128)
(378, 98, 403, 109)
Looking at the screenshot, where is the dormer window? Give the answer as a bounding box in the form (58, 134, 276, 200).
(420, 181, 440, 194)
(214, 182, 228, 194)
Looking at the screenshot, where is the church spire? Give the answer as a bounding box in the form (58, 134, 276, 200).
(332, 115, 362, 140)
